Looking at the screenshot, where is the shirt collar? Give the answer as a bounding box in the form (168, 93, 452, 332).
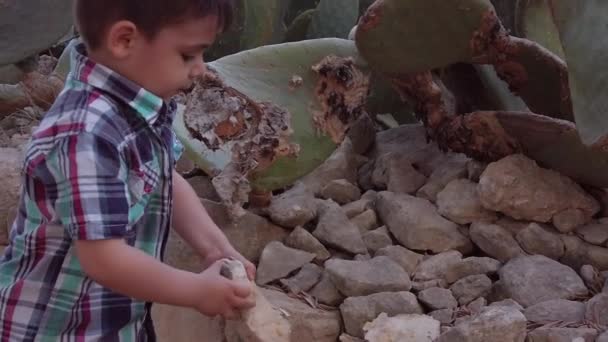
(69, 39, 176, 126)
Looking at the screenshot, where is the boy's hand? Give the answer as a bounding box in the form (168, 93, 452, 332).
(203, 246, 257, 282)
(193, 259, 255, 319)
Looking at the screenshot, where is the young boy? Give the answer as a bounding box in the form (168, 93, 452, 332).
(0, 0, 256, 340)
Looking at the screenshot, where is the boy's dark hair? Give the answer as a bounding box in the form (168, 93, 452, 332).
(74, 0, 234, 50)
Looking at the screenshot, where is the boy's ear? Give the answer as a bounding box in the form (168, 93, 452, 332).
(105, 20, 139, 59)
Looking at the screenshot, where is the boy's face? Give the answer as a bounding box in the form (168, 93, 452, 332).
(119, 16, 219, 100)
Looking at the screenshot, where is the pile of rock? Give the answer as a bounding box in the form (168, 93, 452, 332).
(204, 125, 608, 341)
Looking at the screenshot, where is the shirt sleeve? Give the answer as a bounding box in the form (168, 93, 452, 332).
(171, 130, 185, 167)
(33, 132, 131, 240)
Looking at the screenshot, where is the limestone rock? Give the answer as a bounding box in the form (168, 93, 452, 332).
(280, 263, 323, 294)
(560, 235, 608, 271)
(256, 241, 316, 285)
(339, 334, 365, 342)
(585, 293, 608, 327)
(429, 309, 455, 325)
(478, 154, 599, 233)
(326, 256, 412, 297)
(412, 279, 449, 292)
(496, 255, 588, 307)
(450, 274, 492, 305)
(576, 221, 608, 246)
(341, 291, 423, 338)
(351, 209, 378, 234)
(375, 245, 424, 275)
(362, 226, 393, 254)
(313, 201, 367, 255)
(187, 175, 221, 201)
(202, 199, 288, 263)
(342, 190, 377, 218)
(301, 138, 360, 195)
(417, 158, 469, 202)
(284, 227, 331, 262)
(0, 148, 22, 245)
(309, 270, 345, 306)
(488, 299, 524, 311)
(526, 328, 597, 342)
(598, 331, 608, 342)
(437, 179, 497, 224)
(467, 160, 487, 182)
(372, 153, 427, 194)
(523, 299, 586, 323)
(494, 217, 532, 237)
(467, 297, 487, 315)
(515, 223, 564, 260)
(444, 257, 502, 284)
(321, 179, 362, 205)
(470, 222, 525, 262)
(436, 306, 526, 342)
(413, 250, 463, 282)
(259, 288, 342, 342)
(376, 192, 473, 254)
(363, 313, 440, 342)
(418, 287, 458, 310)
(267, 186, 318, 228)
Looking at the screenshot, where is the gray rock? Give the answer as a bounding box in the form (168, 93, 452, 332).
(430, 309, 454, 325)
(339, 334, 365, 342)
(598, 331, 608, 342)
(256, 241, 316, 285)
(526, 328, 597, 342)
(351, 209, 378, 234)
(340, 291, 423, 338)
(580, 264, 604, 294)
(436, 306, 526, 342)
(450, 274, 492, 305)
(376, 192, 473, 254)
(309, 270, 345, 306)
(313, 200, 367, 255)
(497, 255, 588, 307)
(321, 179, 362, 205)
(494, 217, 531, 237)
(285, 226, 331, 262)
(515, 223, 564, 260)
(280, 263, 323, 294)
(0, 148, 22, 245)
(414, 250, 463, 282)
(561, 235, 608, 271)
(418, 287, 458, 310)
(267, 186, 318, 228)
(489, 299, 524, 311)
(585, 293, 608, 327)
(412, 279, 449, 292)
(375, 245, 424, 275)
(437, 179, 498, 224)
(343, 190, 377, 218)
(444, 257, 502, 284)
(260, 288, 342, 342)
(363, 313, 440, 342)
(417, 158, 469, 203)
(470, 222, 525, 262)
(478, 154, 599, 233)
(201, 199, 288, 264)
(301, 138, 360, 195)
(187, 175, 220, 201)
(467, 297, 487, 315)
(576, 221, 608, 246)
(372, 153, 427, 194)
(523, 299, 586, 323)
(353, 254, 372, 261)
(362, 226, 393, 254)
(326, 256, 412, 297)
(467, 160, 487, 182)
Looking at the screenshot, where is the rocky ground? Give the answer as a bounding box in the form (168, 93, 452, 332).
(4, 123, 608, 341)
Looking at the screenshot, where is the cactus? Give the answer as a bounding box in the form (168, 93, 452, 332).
(548, 1, 608, 148)
(174, 38, 370, 212)
(307, 0, 360, 39)
(0, 0, 73, 66)
(515, 0, 565, 59)
(284, 9, 317, 42)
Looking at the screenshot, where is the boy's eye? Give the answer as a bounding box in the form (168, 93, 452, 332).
(181, 53, 196, 62)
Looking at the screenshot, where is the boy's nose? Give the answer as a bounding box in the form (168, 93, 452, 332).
(190, 58, 207, 78)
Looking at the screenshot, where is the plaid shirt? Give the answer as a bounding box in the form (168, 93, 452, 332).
(0, 40, 184, 341)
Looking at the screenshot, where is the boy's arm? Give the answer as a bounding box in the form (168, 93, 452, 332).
(171, 170, 256, 279)
(75, 239, 253, 318)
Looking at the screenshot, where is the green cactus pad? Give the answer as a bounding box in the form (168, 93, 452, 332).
(549, 0, 608, 148)
(307, 0, 360, 39)
(0, 0, 73, 66)
(174, 39, 369, 191)
(355, 0, 496, 74)
(284, 9, 317, 42)
(515, 0, 565, 59)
